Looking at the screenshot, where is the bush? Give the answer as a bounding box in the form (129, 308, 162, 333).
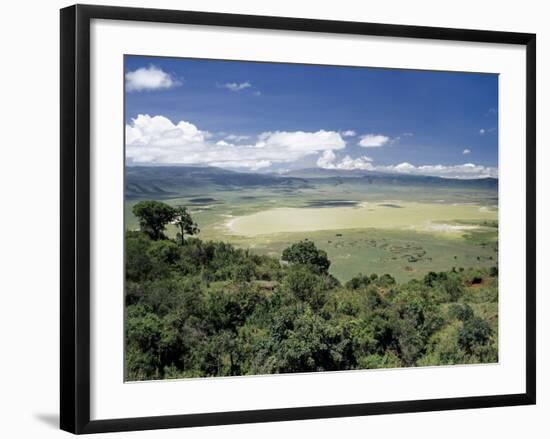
(442, 272, 464, 302)
(281, 240, 330, 274)
(357, 351, 402, 369)
(448, 303, 474, 321)
(345, 273, 371, 290)
(378, 273, 396, 287)
(458, 316, 492, 354)
(283, 265, 326, 310)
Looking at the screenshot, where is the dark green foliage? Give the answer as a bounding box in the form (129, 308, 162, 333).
(125, 209, 498, 381)
(126, 305, 163, 380)
(132, 200, 176, 240)
(378, 274, 396, 287)
(232, 262, 255, 283)
(149, 240, 180, 265)
(392, 290, 444, 365)
(458, 316, 492, 354)
(345, 273, 371, 290)
(283, 265, 327, 310)
(449, 303, 474, 321)
(173, 206, 199, 245)
(423, 271, 447, 287)
(281, 240, 331, 274)
(357, 351, 401, 369)
(442, 272, 464, 302)
(126, 231, 154, 282)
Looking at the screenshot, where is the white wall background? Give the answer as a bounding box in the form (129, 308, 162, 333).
(0, 0, 546, 437)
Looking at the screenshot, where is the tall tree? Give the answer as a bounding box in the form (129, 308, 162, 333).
(132, 200, 176, 240)
(173, 206, 199, 245)
(281, 239, 330, 274)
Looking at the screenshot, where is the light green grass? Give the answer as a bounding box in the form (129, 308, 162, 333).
(198, 227, 497, 283)
(225, 202, 497, 236)
(126, 182, 498, 283)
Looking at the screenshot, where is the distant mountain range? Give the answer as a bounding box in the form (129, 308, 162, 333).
(125, 166, 308, 198)
(281, 167, 498, 186)
(125, 165, 498, 199)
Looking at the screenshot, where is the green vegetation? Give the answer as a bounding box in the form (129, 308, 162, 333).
(281, 240, 331, 274)
(125, 166, 499, 282)
(132, 201, 199, 244)
(126, 201, 498, 381)
(132, 200, 177, 241)
(173, 206, 200, 245)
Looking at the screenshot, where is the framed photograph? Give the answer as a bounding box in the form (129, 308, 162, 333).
(60, 4, 536, 434)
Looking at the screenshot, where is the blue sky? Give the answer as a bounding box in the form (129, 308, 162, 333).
(125, 55, 498, 179)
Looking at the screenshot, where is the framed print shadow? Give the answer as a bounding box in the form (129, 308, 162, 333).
(60, 4, 536, 434)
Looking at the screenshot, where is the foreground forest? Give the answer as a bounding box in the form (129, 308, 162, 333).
(126, 201, 498, 381)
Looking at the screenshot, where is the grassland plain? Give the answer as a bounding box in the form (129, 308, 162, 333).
(125, 167, 498, 283)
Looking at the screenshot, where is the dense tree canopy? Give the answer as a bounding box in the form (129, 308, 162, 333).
(125, 203, 498, 380)
(132, 200, 176, 240)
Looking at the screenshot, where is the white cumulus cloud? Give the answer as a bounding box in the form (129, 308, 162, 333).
(126, 114, 346, 170)
(317, 150, 373, 170)
(316, 149, 496, 179)
(341, 130, 356, 137)
(375, 162, 497, 179)
(463, 149, 471, 155)
(125, 65, 180, 92)
(221, 81, 252, 92)
(358, 134, 390, 147)
(257, 130, 345, 152)
(317, 150, 337, 168)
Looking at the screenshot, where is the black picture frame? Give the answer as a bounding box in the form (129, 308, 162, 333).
(60, 4, 536, 434)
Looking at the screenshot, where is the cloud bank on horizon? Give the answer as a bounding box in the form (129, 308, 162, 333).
(124, 58, 498, 179)
(126, 114, 497, 179)
(315, 149, 497, 179)
(126, 114, 346, 171)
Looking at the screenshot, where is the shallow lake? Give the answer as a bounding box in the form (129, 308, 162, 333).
(226, 201, 497, 237)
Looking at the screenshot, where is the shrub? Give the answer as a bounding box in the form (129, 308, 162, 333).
(282, 240, 330, 274)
